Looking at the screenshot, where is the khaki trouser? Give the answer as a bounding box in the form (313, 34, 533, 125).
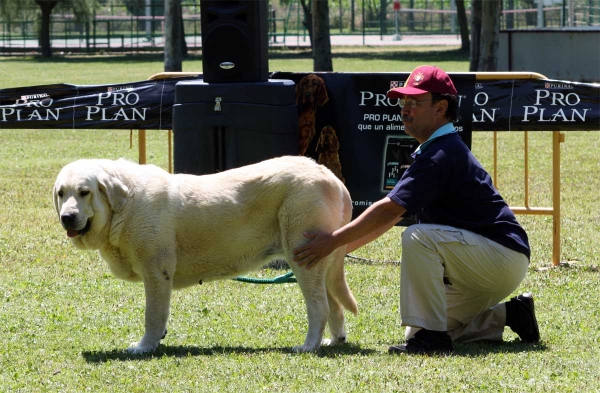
(400, 224, 529, 342)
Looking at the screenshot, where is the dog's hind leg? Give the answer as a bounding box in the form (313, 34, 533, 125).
(289, 265, 330, 353)
(322, 289, 345, 346)
(323, 247, 351, 347)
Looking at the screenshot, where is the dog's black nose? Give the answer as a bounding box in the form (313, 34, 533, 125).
(61, 214, 76, 226)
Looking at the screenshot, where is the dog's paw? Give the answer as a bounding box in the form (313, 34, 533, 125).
(292, 344, 319, 353)
(323, 336, 346, 347)
(321, 336, 346, 347)
(126, 341, 158, 355)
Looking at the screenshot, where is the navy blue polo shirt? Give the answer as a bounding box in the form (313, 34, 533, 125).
(388, 130, 531, 260)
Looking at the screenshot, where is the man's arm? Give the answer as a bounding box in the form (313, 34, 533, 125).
(292, 197, 406, 269)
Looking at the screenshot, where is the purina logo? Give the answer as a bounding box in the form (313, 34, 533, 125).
(389, 81, 404, 89)
(108, 85, 135, 93)
(18, 93, 50, 103)
(544, 82, 574, 89)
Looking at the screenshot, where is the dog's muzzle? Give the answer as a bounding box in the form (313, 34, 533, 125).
(61, 214, 91, 238)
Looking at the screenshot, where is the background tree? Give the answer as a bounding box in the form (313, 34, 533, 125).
(455, 0, 469, 52)
(469, 0, 482, 71)
(478, 0, 502, 71)
(164, 0, 182, 72)
(35, 0, 59, 58)
(299, 0, 314, 47)
(312, 0, 333, 71)
(470, 0, 502, 71)
(0, 0, 99, 58)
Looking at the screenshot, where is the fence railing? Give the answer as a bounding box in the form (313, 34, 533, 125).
(1, 1, 598, 52)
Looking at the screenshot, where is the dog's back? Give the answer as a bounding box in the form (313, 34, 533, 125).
(164, 157, 352, 290)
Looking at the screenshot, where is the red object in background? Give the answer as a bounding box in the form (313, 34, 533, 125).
(393, 0, 401, 10)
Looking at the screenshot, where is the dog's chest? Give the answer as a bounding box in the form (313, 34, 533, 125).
(99, 245, 141, 281)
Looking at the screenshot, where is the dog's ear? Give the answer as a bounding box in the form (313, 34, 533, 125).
(295, 78, 306, 105)
(97, 171, 129, 213)
(52, 183, 60, 217)
(316, 78, 329, 107)
(315, 132, 324, 153)
(329, 127, 340, 150)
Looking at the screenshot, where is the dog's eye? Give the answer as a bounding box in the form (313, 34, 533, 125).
(80, 190, 90, 197)
(57, 190, 63, 198)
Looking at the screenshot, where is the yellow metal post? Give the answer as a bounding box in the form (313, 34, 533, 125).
(524, 131, 529, 208)
(138, 130, 146, 165)
(552, 132, 564, 266)
(168, 130, 173, 173)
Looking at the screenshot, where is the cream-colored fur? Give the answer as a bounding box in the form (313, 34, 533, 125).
(53, 156, 357, 354)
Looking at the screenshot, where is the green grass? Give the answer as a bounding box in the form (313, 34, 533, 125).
(1, 50, 599, 392)
(0, 46, 467, 88)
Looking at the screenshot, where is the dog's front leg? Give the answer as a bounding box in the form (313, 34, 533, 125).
(127, 269, 173, 354)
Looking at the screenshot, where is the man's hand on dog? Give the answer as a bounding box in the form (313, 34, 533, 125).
(293, 232, 338, 269)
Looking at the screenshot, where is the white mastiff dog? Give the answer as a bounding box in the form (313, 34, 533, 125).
(53, 156, 357, 354)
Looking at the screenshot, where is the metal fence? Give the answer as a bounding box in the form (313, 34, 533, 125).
(0, 0, 598, 53)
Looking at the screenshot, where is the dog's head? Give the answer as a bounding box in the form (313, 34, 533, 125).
(53, 160, 129, 250)
(316, 126, 340, 152)
(296, 74, 329, 108)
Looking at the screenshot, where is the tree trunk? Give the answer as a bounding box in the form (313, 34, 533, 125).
(350, 0, 355, 31)
(455, 0, 470, 52)
(312, 0, 333, 71)
(469, 0, 482, 71)
(179, 1, 187, 57)
(35, 0, 58, 58)
(380, 0, 388, 35)
(164, 0, 182, 72)
(407, 0, 415, 31)
(300, 0, 313, 48)
(478, 0, 501, 71)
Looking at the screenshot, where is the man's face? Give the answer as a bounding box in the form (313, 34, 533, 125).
(400, 93, 439, 143)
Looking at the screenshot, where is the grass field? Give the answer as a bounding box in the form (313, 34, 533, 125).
(1, 48, 599, 392)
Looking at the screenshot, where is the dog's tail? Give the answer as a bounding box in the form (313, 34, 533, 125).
(326, 246, 358, 315)
(326, 187, 357, 316)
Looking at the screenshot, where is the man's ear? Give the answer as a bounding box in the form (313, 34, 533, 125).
(97, 171, 129, 213)
(436, 99, 449, 119)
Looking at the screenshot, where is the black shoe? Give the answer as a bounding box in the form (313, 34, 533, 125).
(388, 329, 453, 355)
(506, 293, 540, 344)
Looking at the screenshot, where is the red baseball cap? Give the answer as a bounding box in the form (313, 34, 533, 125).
(387, 65, 457, 98)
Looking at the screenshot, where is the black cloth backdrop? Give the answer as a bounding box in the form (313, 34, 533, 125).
(1, 73, 598, 218)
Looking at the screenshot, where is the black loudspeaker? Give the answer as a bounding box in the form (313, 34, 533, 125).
(200, 0, 269, 83)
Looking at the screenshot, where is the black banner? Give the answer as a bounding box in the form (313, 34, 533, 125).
(1, 73, 598, 131)
(471, 79, 600, 131)
(0, 76, 199, 130)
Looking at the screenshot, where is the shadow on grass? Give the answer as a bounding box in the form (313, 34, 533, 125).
(82, 342, 376, 362)
(453, 340, 549, 357)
